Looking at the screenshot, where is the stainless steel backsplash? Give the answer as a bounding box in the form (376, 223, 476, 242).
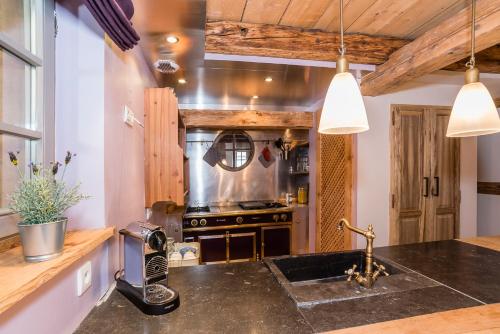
(186, 129, 309, 206)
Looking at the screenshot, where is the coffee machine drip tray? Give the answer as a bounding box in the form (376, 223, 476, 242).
(116, 275, 180, 315)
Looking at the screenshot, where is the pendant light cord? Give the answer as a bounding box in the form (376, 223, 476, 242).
(338, 0, 346, 56)
(466, 0, 476, 69)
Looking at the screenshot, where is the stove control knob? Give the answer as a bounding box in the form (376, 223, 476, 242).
(191, 219, 199, 227)
(273, 214, 280, 222)
(236, 216, 244, 225)
(280, 214, 288, 222)
(200, 219, 207, 226)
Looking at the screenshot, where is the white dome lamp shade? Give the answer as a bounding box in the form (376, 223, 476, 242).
(318, 0, 369, 135)
(446, 0, 500, 138)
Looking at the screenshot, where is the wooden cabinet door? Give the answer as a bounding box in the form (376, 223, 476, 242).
(391, 105, 460, 245)
(261, 226, 291, 258)
(390, 105, 429, 245)
(427, 108, 460, 241)
(199, 234, 227, 264)
(228, 232, 256, 262)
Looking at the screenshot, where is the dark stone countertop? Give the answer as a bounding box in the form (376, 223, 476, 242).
(75, 262, 312, 334)
(76, 240, 500, 334)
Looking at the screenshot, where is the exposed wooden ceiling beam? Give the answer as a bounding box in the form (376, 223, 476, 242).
(205, 21, 409, 65)
(495, 97, 500, 108)
(443, 44, 500, 74)
(360, 0, 500, 96)
(181, 109, 313, 129)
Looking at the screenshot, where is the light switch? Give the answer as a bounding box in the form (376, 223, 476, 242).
(77, 261, 92, 296)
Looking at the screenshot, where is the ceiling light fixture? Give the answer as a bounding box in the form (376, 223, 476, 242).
(265, 76, 273, 82)
(318, 0, 369, 135)
(178, 78, 187, 84)
(446, 0, 500, 137)
(252, 95, 259, 99)
(166, 35, 179, 44)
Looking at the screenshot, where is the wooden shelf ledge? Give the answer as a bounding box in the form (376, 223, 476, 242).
(0, 227, 114, 315)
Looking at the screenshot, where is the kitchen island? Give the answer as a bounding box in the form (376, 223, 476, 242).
(75, 238, 500, 333)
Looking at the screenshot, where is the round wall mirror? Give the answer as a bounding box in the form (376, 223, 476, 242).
(213, 130, 254, 171)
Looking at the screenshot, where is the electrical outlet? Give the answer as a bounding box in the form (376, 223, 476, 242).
(123, 106, 135, 126)
(77, 261, 92, 296)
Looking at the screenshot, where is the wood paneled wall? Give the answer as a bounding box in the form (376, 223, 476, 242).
(315, 109, 353, 251)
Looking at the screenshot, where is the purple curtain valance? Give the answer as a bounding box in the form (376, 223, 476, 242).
(84, 0, 140, 51)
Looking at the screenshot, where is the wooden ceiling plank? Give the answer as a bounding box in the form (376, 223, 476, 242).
(241, 0, 291, 25)
(376, 0, 462, 38)
(205, 21, 409, 65)
(408, 0, 469, 38)
(495, 98, 500, 108)
(206, 0, 247, 22)
(360, 0, 500, 96)
(279, 0, 333, 28)
(346, 0, 419, 35)
(182, 110, 314, 129)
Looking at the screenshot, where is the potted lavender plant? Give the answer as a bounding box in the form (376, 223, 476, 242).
(8, 151, 88, 262)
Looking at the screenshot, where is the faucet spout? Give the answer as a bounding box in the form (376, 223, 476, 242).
(338, 218, 386, 288)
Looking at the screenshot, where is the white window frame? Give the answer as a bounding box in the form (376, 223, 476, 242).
(0, 0, 55, 236)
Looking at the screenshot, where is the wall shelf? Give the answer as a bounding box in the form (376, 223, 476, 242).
(0, 227, 114, 315)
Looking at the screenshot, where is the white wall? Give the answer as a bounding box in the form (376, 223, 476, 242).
(356, 82, 478, 247)
(0, 1, 156, 333)
(476, 80, 500, 236)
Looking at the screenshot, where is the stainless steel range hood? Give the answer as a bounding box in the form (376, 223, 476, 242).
(131, 0, 369, 111)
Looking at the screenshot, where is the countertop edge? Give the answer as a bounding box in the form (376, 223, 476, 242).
(322, 303, 500, 334)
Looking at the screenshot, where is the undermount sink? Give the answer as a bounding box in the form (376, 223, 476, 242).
(270, 250, 402, 284)
(265, 250, 439, 307)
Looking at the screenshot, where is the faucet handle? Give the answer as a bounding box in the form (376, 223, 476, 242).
(373, 262, 389, 276)
(345, 264, 360, 282)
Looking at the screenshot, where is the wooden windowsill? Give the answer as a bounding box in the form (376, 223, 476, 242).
(0, 227, 114, 315)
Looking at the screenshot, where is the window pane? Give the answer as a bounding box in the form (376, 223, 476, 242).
(0, 48, 33, 129)
(0, 0, 31, 51)
(0, 134, 40, 210)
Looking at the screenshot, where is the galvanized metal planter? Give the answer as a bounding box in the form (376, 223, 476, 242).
(17, 218, 68, 262)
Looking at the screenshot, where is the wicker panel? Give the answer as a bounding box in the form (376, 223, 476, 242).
(318, 134, 351, 252)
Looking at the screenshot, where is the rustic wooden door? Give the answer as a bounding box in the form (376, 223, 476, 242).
(427, 107, 460, 241)
(390, 105, 460, 245)
(390, 105, 428, 245)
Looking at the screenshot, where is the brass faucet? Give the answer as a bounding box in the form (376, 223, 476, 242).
(337, 218, 389, 288)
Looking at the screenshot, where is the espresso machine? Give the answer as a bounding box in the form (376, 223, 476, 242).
(115, 222, 179, 315)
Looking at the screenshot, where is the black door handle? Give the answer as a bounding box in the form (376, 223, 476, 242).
(423, 177, 429, 197)
(432, 176, 440, 196)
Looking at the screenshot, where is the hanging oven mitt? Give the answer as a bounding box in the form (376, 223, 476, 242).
(203, 144, 219, 167)
(258, 145, 275, 168)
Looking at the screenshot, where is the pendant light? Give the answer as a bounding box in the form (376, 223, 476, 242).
(446, 0, 500, 137)
(318, 0, 369, 135)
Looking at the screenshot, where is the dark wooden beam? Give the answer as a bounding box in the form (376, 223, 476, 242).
(205, 21, 409, 65)
(361, 0, 500, 96)
(478, 182, 500, 195)
(444, 44, 500, 74)
(495, 97, 500, 108)
(181, 109, 313, 129)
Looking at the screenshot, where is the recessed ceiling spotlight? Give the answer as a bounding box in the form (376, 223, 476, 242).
(166, 35, 179, 44)
(178, 78, 187, 84)
(265, 76, 273, 82)
(252, 95, 259, 99)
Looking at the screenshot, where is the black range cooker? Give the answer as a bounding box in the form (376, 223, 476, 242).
(183, 202, 293, 264)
